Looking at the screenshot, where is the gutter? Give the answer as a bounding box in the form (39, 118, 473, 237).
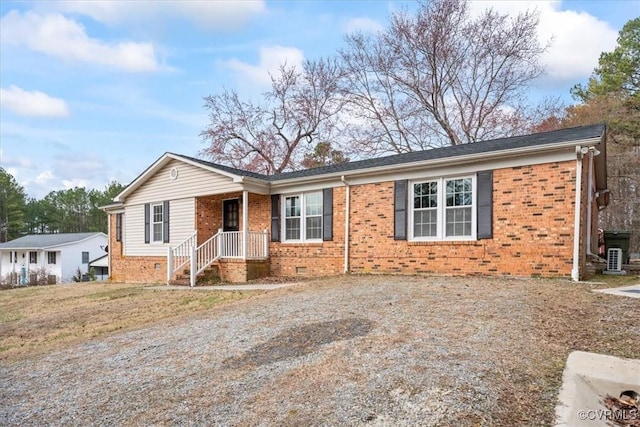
(341, 175, 350, 274)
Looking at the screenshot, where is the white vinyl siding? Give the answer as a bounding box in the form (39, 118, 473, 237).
(124, 198, 195, 256)
(126, 160, 244, 205)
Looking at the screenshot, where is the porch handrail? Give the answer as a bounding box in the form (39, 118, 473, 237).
(168, 231, 197, 280)
(167, 229, 269, 286)
(195, 231, 221, 275)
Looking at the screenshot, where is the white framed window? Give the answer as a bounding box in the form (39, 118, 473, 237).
(283, 191, 323, 242)
(47, 251, 56, 264)
(29, 251, 38, 264)
(409, 176, 476, 241)
(151, 203, 164, 243)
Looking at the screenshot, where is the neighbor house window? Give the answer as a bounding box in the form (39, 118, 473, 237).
(29, 251, 37, 264)
(47, 251, 56, 264)
(82, 251, 89, 264)
(152, 203, 164, 242)
(410, 176, 475, 240)
(283, 191, 323, 242)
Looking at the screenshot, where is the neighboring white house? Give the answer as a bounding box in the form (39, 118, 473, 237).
(0, 233, 108, 284)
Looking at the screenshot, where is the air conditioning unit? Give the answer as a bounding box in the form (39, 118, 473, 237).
(607, 248, 623, 271)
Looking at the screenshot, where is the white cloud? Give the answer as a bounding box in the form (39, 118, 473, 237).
(344, 17, 384, 34)
(6, 168, 19, 178)
(0, 85, 70, 118)
(35, 170, 55, 185)
(62, 179, 89, 189)
(467, 1, 618, 84)
(225, 46, 305, 87)
(35, 0, 267, 31)
(0, 11, 162, 72)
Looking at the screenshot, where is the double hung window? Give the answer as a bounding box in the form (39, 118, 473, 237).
(410, 176, 475, 240)
(284, 192, 323, 242)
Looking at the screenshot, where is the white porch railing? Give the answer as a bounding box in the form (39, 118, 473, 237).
(167, 229, 269, 287)
(168, 231, 197, 281)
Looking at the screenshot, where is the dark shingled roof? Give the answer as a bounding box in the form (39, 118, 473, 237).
(0, 233, 105, 249)
(176, 123, 605, 182)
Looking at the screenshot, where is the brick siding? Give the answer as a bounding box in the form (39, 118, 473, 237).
(110, 159, 593, 283)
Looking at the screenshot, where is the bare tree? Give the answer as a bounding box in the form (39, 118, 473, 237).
(340, 0, 550, 154)
(200, 59, 346, 174)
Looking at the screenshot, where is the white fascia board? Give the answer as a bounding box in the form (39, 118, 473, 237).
(231, 176, 271, 195)
(271, 139, 595, 190)
(100, 203, 124, 213)
(271, 178, 346, 195)
(347, 148, 577, 186)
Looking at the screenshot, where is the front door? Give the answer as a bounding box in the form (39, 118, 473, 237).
(223, 199, 239, 232)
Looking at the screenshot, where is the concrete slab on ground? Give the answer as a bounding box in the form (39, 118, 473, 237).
(145, 283, 299, 291)
(593, 284, 640, 299)
(555, 351, 640, 426)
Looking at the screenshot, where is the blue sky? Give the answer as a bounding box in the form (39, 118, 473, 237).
(1, 0, 638, 199)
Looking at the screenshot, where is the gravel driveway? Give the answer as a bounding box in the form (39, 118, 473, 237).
(2, 275, 637, 426)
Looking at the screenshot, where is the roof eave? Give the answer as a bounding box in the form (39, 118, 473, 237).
(270, 137, 601, 188)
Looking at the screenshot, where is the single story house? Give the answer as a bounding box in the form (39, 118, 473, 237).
(0, 232, 108, 285)
(103, 124, 608, 285)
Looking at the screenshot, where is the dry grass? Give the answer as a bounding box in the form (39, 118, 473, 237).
(1, 273, 639, 426)
(0, 282, 253, 362)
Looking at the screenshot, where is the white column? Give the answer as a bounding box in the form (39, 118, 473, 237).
(242, 190, 248, 260)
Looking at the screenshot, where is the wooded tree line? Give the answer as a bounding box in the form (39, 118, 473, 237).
(0, 170, 123, 243)
(201, 0, 638, 252)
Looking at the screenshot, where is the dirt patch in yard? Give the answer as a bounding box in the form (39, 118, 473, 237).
(1, 274, 639, 426)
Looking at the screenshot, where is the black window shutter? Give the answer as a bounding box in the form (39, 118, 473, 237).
(116, 213, 122, 242)
(271, 194, 280, 242)
(163, 201, 170, 243)
(477, 170, 493, 239)
(144, 203, 150, 244)
(322, 188, 333, 241)
(394, 180, 408, 240)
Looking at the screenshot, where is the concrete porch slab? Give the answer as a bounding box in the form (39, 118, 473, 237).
(555, 351, 640, 426)
(593, 284, 640, 299)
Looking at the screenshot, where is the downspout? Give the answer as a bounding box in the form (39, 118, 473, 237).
(585, 150, 595, 257)
(341, 176, 350, 274)
(572, 147, 585, 281)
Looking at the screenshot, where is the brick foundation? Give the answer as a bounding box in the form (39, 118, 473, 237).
(218, 259, 270, 283)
